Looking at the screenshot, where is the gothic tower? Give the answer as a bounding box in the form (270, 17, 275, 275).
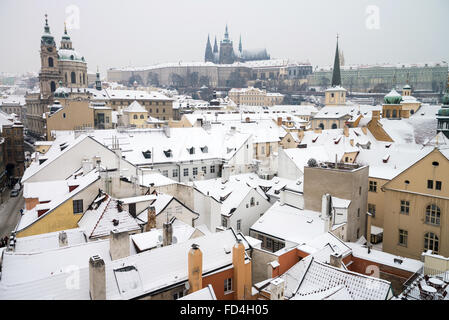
(331, 35, 341, 87)
(204, 34, 214, 62)
(219, 25, 235, 64)
(39, 14, 61, 98)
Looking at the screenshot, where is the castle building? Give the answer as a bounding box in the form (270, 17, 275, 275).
(26, 15, 88, 139)
(204, 25, 270, 64)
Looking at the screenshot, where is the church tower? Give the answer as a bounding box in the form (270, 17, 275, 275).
(39, 14, 61, 98)
(325, 35, 347, 106)
(204, 34, 214, 62)
(95, 67, 102, 91)
(219, 25, 235, 64)
(60, 22, 73, 49)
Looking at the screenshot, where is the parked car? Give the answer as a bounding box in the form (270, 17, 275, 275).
(10, 189, 19, 197)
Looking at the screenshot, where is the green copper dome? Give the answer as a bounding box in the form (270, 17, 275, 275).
(442, 92, 449, 106)
(384, 88, 402, 104)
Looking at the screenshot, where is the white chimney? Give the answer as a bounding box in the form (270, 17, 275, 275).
(82, 158, 94, 175)
(322, 194, 331, 232)
(221, 165, 231, 184)
(89, 255, 106, 300)
(58, 231, 68, 247)
(329, 252, 343, 268)
(270, 278, 285, 300)
(109, 229, 130, 261)
(163, 125, 171, 138)
(279, 190, 285, 206)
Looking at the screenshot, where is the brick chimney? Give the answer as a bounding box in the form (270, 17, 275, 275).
(163, 219, 173, 246)
(361, 126, 367, 135)
(269, 278, 285, 300)
(145, 206, 156, 232)
(232, 239, 246, 300)
(109, 229, 130, 261)
(188, 243, 203, 294)
(89, 255, 106, 300)
(372, 110, 380, 121)
(343, 125, 349, 137)
(277, 117, 282, 126)
(58, 231, 68, 247)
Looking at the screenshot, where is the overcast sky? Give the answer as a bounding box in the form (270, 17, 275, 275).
(1, 0, 448, 75)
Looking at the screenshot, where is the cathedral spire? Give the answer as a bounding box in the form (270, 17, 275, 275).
(205, 34, 214, 62)
(239, 34, 242, 53)
(213, 36, 218, 53)
(331, 34, 341, 87)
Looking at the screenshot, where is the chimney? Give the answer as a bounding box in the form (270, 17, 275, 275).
(58, 231, 68, 247)
(297, 130, 304, 142)
(277, 117, 282, 126)
(221, 165, 230, 184)
(372, 110, 380, 121)
(349, 139, 354, 146)
(232, 239, 246, 300)
(322, 194, 331, 232)
(188, 243, 203, 294)
(163, 125, 171, 137)
(245, 117, 250, 123)
(163, 219, 173, 246)
(145, 206, 156, 232)
(109, 229, 130, 261)
(35, 152, 40, 163)
(361, 126, 367, 135)
(343, 125, 349, 137)
(89, 255, 106, 300)
(82, 158, 94, 175)
(314, 127, 322, 134)
(269, 278, 285, 300)
(329, 252, 342, 268)
(279, 190, 285, 206)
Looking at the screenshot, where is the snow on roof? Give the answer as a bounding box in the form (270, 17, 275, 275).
(105, 89, 173, 101)
(131, 219, 196, 251)
(0, 95, 26, 106)
(23, 180, 69, 201)
(66, 127, 250, 165)
(135, 193, 174, 223)
(119, 195, 157, 205)
(0, 229, 249, 299)
(123, 100, 147, 113)
(178, 284, 217, 300)
(345, 242, 423, 273)
(296, 232, 352, 259)
(138, 171, 177, 187)
(371, 225, 383, 236)
(13, 228, 87, 253)
(194, 176, 268, 216)
(77, 193, 140, 239)
(250, 202, 326, 246)
(16, 169, 101, 233)
(281, 256, 392, 300)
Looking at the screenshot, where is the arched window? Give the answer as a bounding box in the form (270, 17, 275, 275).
(392, 109, 397, 118)
(65, 73, 68, 83)
(319, 123, 324, 130)
(79, 74, 82, 84)
(133, 114, 138, 119)
(50, 81, 56, 93)
(425, 204, 440, 225)
(331, 123, 338, 129)
(83, 73, 85, 85)
(48, 57, 54, 67)
(71, 72, 76, 84)
(250, 197, 255, 207)
(424, 232, 439, 254)
(140, 114, 144, 119)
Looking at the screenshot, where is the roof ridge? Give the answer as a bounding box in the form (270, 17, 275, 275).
(90, 196, 112, 238)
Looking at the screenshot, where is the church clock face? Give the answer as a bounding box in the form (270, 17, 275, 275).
(47, 47, 53, 52)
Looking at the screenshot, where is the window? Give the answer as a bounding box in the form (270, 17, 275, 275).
(162, 170, 168, 177)
(173, 291, 184, 300)
(266, 238, 273, 249)
(357, 208, 360, 217)
(224, 278, 232, 293)
(48, 57, 54, 67)
(425, 204, 440, 225)
(369, 180, 377, 192)
(133, 114, 138, 119)
(424, 232, 439, 254)
(140, 114, 144, 119)
(71, 71, 76, 83)
(172, 169, 178, 178)
(50, 81, 56, 93)
(201, 166, 206, 174)
(427, 180, 434, 189)
(400, 200, 410, 215)
(436, 181, 442, 190)
(399, 229, 408, 247)
(222, 217, 227, 228)
(193, 167, 198, 175)
(210, 165, 215, 173)
(73, 199, 83, 214)
(250, 197, 255, 207)
(368, 204, 376, 217)
(183, 168, 189, 177)
(237, 219, 241, 231)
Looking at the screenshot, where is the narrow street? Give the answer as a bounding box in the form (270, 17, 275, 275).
(0, 189, 24, 238)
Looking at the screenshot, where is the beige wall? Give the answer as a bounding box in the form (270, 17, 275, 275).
(368, 177, 390, 228)
(382, 148, 449, 259)
(325, 89, 346, 106)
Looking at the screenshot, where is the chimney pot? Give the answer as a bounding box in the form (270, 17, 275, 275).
(58, 231, 68, 247)
(89, 255, 106, 300)
(188, 244, 203, 294)
(110, 229, 130, 261)
(146, 206, 156, 232)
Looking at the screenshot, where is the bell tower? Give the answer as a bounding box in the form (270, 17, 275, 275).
(39, 14, 61, 98)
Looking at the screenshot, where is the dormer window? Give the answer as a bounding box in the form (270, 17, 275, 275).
(164, 149, 172, 158)
(142, 150, 152, 159)
(200, 146, 208, 153)
(188, 147, 195, 155)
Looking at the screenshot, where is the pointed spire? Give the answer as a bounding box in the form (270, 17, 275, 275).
(225, 24, 229, 40)
(205, 34, 214, 62)
(331, 34, 341, 87)
(64, 21, 67, 34)
(213, 36, 218, 53)
(239, 35, 242, 53)
(44, 13, 50, 33)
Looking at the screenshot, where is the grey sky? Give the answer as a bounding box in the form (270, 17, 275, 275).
(1, 0, 448, 76)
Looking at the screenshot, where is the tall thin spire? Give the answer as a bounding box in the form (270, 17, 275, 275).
(205, 34, 213, 62)
(331, 34, 341, 87)
(213, 36, 218, 53)
(239, 34, 242, 53)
